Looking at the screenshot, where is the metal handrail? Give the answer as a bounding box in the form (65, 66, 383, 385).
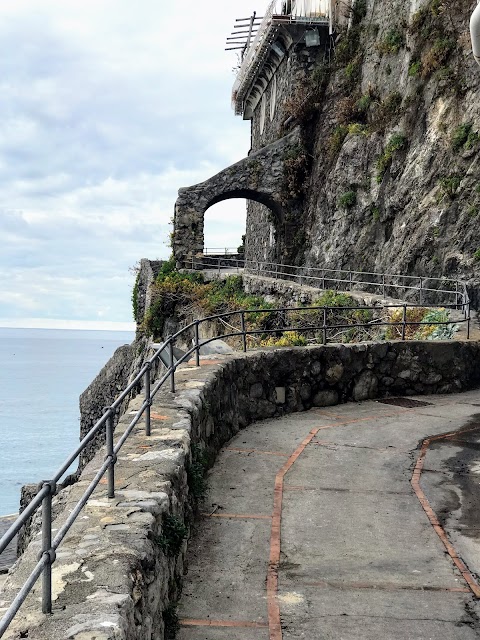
(232, 0, 331, 114)
(203, 248, 241, 255)
(0, 272, 472, 636)
(190, 255, 470, 312)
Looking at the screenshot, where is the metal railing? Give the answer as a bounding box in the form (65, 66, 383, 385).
(190, 255, 471, 313)
(0, 262, 471, 636)
(203, 247, 241, 255)
(232, 0, 331, 114)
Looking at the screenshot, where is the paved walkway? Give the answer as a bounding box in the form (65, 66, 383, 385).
(204, 270, 480, 342)
(178, 389, 480, 639)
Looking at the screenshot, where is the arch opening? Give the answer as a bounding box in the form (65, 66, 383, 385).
(203, 192, 280, 265)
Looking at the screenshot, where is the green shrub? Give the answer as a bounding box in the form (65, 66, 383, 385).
(371, 205, 380, 222)
(347, 123, 368, 136)
(339, 190, 357, 209)
(382, 92, 403, 116)
(452, 123, 473, 151)
(143, 269, 275, 339)
(328, 125, 349, 157)
(451, 123, 479, 153)
(132, 273, 140, 321)
(377, 28, 404, 55)
(384, 306, 456, 340)
(376, 133, 408, 182)
(420, 309, 457, 340)
(154, 515, 188, 557)
(345, 58, 361, 81)
(466, 130, 480, 150)
(188, 444, 212, 499)
(287, 291, 376, 344)
(408, 60, 422, 76)
(421, 37, 455, 78)
(468, 206, 479, 218)
(237, 234, 246, 254)
(356, 93, 372, 113)
(474, 249, 480, 262)
(352, 0, 367, 23)
(260, 331, 308, 347)
(335, 29, 362, 67)
(439, 175, 461, 200)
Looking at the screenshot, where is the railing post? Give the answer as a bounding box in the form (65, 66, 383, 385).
(322, 270, 325, 290)
(194, 320, 201, 367)
(468, 303, 471, 340)
(455, 281, 459, 310)
(382, 274, 386, 298)
(41, 484, 54, 614)
(349, 271, 353, 291)
(322, 308, 327, 345)
(169, 340, 176, 393)
(144, 364, 151, 436)
(106, 410, 115, 498)
(402, 304, 407, 340)
(240, 312, 247, 353)
(419, 278, 423, 306)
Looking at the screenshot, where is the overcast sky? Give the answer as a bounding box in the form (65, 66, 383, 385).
(0, 0, 257, 330)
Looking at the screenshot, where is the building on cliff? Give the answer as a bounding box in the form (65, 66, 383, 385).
(174, 0, 480, 303)
(174, 0, 353, 267)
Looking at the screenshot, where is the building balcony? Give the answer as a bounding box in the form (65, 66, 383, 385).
(232, 0, 333, 117)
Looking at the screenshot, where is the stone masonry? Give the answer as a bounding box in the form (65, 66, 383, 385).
(173, 128, 302, 268)
(2, 341, 480, 639)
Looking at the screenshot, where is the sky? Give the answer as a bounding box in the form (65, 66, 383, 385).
(0, 0, 257, 331)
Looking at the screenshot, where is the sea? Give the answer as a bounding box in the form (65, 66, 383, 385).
(0, 327, 134, 517)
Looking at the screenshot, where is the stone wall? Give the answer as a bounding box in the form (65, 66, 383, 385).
(2, 340, 480, 639)
(245, 28, 330, 267)
(173, 130, 302, 268)
(134, 259, 164, 325)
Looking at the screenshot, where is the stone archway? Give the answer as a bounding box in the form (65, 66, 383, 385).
(173, 128, 302, 267)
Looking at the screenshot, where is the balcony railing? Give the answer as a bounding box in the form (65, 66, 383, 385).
(232, 0, 331, 115)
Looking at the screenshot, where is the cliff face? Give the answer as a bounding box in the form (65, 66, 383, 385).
(246, 0, 480, 296)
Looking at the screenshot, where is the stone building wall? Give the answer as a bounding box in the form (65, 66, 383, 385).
(246, 32, 330, 266)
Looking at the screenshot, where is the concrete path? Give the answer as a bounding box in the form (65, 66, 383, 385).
(178, 389, 480, 639)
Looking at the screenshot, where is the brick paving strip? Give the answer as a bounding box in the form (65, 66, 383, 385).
(178, 391, 480, 639)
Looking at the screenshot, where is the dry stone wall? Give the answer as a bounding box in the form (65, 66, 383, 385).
(2, 341, 480, 639)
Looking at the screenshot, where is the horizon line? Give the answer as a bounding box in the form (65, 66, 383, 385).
(0, 318, 136, 332)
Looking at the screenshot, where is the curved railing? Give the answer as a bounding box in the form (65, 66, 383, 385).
(194, 254, 470, 313)
(0, 263, 472, 636)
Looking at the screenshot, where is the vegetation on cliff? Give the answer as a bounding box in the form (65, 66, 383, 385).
(266, 0, 480, 283)
(138, 263, 457, 346)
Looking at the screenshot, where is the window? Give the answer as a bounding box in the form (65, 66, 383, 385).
(260, 93, 266, 134)
(270, 76, 277, 121)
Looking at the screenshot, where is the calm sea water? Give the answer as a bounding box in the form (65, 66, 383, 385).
(0, 328, 134, 516)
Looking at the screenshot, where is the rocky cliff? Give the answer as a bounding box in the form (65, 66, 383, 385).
(289, 0, 480, 290)
(233, 0, 479, 304)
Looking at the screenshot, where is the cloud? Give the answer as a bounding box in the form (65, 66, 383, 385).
(0, 1, 254, 326)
